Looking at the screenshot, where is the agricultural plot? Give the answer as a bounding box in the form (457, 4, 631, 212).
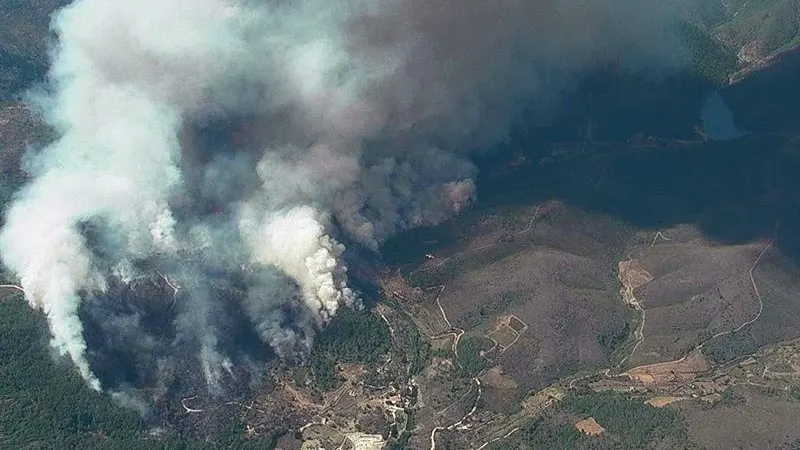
(486, 315, 528, 354)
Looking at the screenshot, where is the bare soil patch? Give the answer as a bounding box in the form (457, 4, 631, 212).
(627, 349, 710, 385)
(645, 396, 686, 407)
(485, 315, 526, 353)
(575, 417, 605, 436)
(618, 258, 653, 306)
(480, 366, 518, 390)
(486, 326, 517, 350)
(0, 286, 23, 302)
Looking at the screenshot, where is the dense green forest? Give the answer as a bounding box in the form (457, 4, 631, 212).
(0, 296, 274, 450)
(456, 336, 492, 378)
(680, 21, 739, 84)
(704, 330, 758, 364)
(494, 391, 697, 449)
(308, 306, 391, 390)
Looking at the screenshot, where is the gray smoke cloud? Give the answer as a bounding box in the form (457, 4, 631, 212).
(0, 0, 688, 394)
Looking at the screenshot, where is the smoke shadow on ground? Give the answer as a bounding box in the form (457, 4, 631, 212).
(479, 134, 797, 246)
(79, 272, 278, 397)
(382, 68, 718, 267)
(383, 60, 800, 267)
(519, 54, 800, 258)
(722, 47, 800, 133)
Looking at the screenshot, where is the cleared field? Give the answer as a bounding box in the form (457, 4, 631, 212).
(575, 417, 605, 436)
(481, 366, 519, 390)
(627, 350, 711, 385)
(485, 315, 528, 355)
(646, 396, 687, 407)
(487, 326, 517, 350)
(508, 316, 527, 333)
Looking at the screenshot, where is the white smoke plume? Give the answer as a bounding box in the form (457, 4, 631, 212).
(0, 0, 688, 393)
(239, 205, 356, 320)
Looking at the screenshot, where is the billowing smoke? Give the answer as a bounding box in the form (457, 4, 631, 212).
(0, 0, 688, 396)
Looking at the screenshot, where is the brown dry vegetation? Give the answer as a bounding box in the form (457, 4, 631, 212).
(613, 221, 800, 378)
(682, 386, 800, 450)
(480, 365, 521, 413)
(3, 3, 800, 446)
(627, 350, 711, 386)
(481, 366, 518, 391)
(744, 251, 800, 348)
(621, 225, 768, 367)
(424, 203, 633, 400)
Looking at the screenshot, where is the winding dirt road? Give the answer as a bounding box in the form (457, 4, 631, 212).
(0, 284, 25, 301)
(620, 238, 773, 377)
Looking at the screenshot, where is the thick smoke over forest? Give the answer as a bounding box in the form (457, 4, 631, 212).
(0, 0, 688, 400)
